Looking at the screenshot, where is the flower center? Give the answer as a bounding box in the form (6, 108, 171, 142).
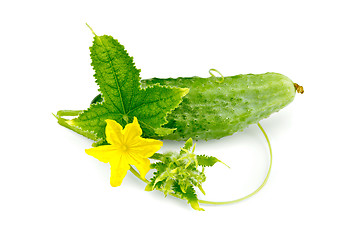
(119, 144, 128, 152)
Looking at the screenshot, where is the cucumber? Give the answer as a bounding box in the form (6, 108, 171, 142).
(93, 72, 299, 141)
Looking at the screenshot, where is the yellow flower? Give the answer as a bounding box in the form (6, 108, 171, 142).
(85, 117, 163, 187)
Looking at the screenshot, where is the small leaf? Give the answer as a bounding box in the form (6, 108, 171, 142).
(154, 172, 169, 186)
(184, 186, 204, 211)
(154, 127, 176, 136)
(198, 184, 206, 195)
(189, 200, 204, 211)
(150, 153, 164, 161)
(197, 154, 230, 168)
(197, 155, 218, 167)
(144, 184, 153, 191)
(184, 138, 193, 151)
(150, 162, 167, 171)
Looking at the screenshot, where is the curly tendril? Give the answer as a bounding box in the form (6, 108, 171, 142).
(209, 68, 225, 83)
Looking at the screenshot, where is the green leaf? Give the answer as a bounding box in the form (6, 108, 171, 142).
(71, 34, 188, 140)
(197, 154, 226, 167)
(173, 184, 204, 211)
(183, 138, 193, 151)
(154, 127, 176, 136)
(150, 162, 166, 171)
(150, 153, 164, 161)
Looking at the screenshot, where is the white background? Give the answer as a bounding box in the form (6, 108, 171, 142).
(1, 0, 361, 239)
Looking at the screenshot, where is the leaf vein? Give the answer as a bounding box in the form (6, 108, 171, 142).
(97, 36, 126, 114)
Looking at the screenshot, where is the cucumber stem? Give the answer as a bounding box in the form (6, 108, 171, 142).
(294, 83, 304, 94)
(53, 113, 99, 141)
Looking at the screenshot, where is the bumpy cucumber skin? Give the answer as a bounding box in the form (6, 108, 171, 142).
(141, 72, 296, 141)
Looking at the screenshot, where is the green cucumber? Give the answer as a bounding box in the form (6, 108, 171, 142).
(92, 72, 301, 141)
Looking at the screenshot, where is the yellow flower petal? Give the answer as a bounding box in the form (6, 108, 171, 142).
(85, 145, 121, 163)
(127, 154, 151, 179)
(129, 137, 163, 158)
(105, 119, 124, 146)
(122, 117, 142, 144)
(109, 156, 130, 187)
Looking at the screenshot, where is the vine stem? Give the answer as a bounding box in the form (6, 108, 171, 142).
(53, 111, 99, 141)
(130, 122, 273, 206)
(86, 23, 96, 36)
